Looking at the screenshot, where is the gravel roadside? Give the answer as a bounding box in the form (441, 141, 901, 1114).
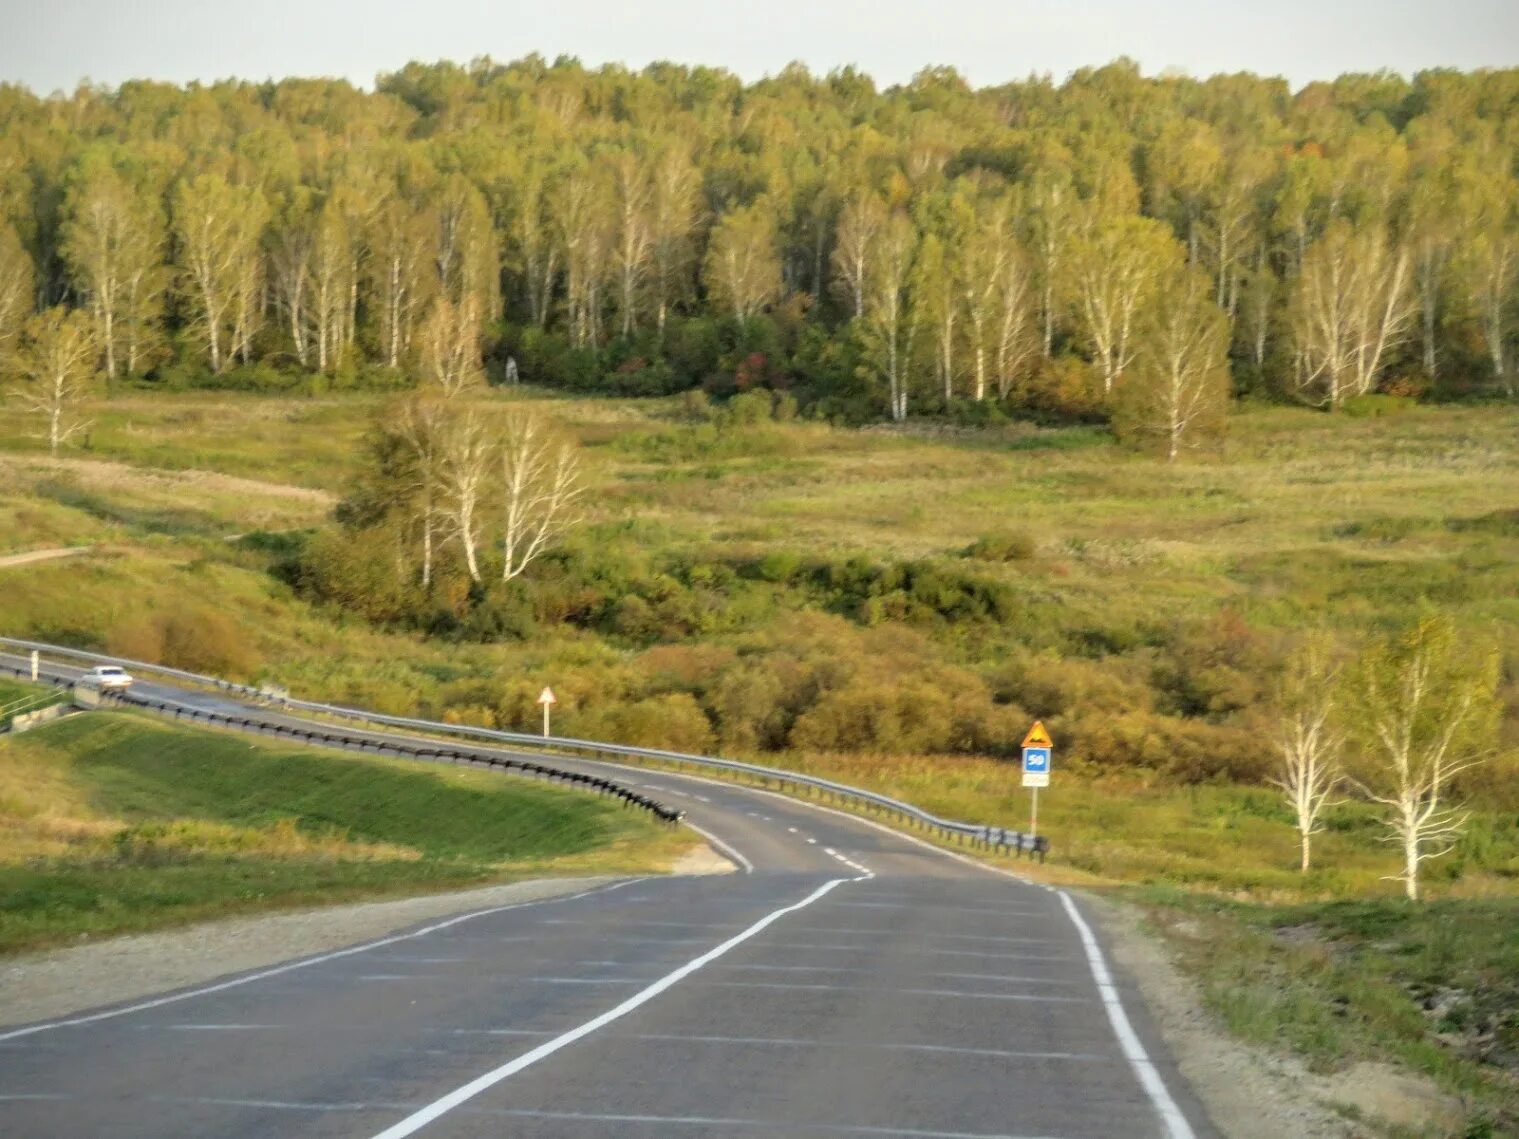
(0, 877, 622, 1029)
(2, 845, 735, 1030)
(1087, 891, 1461, 1138)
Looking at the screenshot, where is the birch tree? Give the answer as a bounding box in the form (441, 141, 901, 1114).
(367, 195, 435, 369)
(958, 197, 1032, 401)
(418, 295, 484, 397)
(392, 395, 448, 589)
(0, 222, 31, 367)
(1459, 170, 1518, 397)
(308, 199, 354, 373)
(1028, 156, 1073, 357)
(60, 159, 161, 379)
(1069, 212, 1177, 397)
(1116, 264, 1229, 460)
(650, 144, 698, 336)
(861, 210, 917, 422)
(704, 203, 782, 326)
(1290, 221, 1416, 409)
(438, 406, 493, 584)
(558, 163, 613, 347)
(832, 193, 885, 320)
(270, 195, 315, 368)
(13, 307, 96, 454)
(174, 173, 268, 373)
(499, 409, 587, 581)
(509, 155, 559, 330)
(435, 173, 496, 314)
(608, 148, 655, 338)
(911, 231, 958, 404)
(1348, 616, 1500, 901)
(1270, 642, 1345, 874)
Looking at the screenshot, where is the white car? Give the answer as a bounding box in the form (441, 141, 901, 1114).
(83, 665, 134, 691)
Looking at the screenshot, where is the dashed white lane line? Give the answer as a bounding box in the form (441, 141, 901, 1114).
(686, 981, 1086, 1002)
(460, 1107, 1054, 1137)
(622, 1033, 1111, 1061)
(366, 876, 860, 1139)
(0, 879, 645, 1044)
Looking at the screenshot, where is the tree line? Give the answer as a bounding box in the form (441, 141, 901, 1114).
(1, 57, 1517, 449)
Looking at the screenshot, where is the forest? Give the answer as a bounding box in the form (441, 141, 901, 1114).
(1, 57, 1517, 446)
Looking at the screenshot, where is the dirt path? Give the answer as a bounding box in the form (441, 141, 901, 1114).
(3, 454, 334, 507)
(0, 546, 92, 569)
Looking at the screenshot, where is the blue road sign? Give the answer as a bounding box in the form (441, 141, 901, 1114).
(1022, 745, 1051, 788)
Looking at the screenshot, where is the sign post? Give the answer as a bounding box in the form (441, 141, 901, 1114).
(1021, 721, 1053, 841)
(30, 650, 39, 681)
(537, 686, 557, 738)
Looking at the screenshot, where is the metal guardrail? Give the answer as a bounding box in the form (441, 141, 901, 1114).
(0, 637, 1050, 860)
(0, 687, 64, 730)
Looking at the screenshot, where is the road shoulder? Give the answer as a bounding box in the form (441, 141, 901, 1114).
(1083, 890, 1362, 1139)
(0, 875, 625, 1029)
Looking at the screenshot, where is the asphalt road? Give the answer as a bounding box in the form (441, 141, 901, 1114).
(0, 656, 1217, 1138)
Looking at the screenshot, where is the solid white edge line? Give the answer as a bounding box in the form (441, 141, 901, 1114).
(0, 879, 643, 1044)
(1058, 893, 1195, 1139)
(681, 820, 754, 874)
(367, 876, 858, 1139)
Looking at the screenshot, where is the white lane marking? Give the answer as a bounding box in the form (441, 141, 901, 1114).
(786, 826, 798, 833)
(366, 877, 859, 1139)
(470, 1108, 1054, 1137)
(540, 919, 743, 932)
(682, 819, 754, 874)
(1060, 893, 1196, 1139)
(758, 943, 1067, 961)
(711, 964, 1075, 985)
(692, 795, 711, 803)
(364, 975, 644, 986)
(805, 838, 818, 845)
(0, 879, 643, 1044)
(620, 1033, 1110, 1062)
(783, 928, 1054, 945)
(689, 981, 1085, 1002)
(147, 1095, 390, 1113)
(162, 1023, 283, 1031)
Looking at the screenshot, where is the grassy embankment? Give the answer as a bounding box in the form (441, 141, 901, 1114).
(0, 707, 694, 956)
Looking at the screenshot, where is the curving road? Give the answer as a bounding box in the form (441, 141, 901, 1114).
(0, 659, 1216, 1138)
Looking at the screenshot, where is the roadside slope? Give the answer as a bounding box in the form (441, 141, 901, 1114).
(0, 711, 697, 955)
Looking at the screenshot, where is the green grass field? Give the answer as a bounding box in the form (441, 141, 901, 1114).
(0, 710, 694, 954)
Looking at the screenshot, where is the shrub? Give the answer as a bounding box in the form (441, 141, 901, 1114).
(1340, 393, 1416, 418)
(109, 606, 260, 680)
(965, 531, 1037, 562)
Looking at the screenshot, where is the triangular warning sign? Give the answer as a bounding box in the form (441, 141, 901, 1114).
(538, 686, 557, 705)
(1022, 720, 1052, 748)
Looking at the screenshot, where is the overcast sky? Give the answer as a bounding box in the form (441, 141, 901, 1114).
(4, 0, 1518, 95)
